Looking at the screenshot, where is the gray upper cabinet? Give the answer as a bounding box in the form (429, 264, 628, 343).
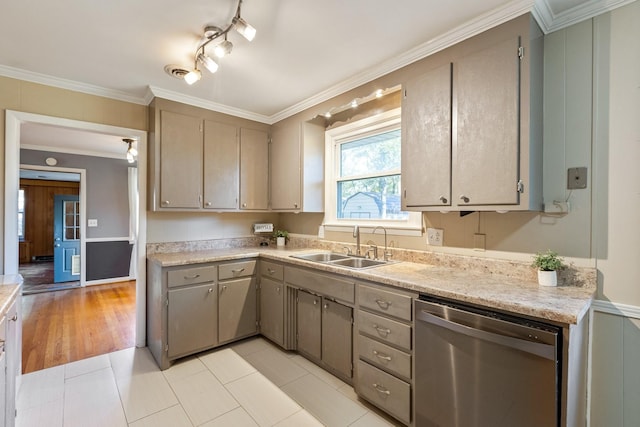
(270, 119, 324, 212)
(159, 110, 203, 209)
(402, 15, 543, 211)
(402, 63, 453, 208)
(239, 128, 269, 210)
(204, 120, 239, 210)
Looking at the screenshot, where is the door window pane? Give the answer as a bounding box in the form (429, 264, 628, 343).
(63, 200, 80, 241)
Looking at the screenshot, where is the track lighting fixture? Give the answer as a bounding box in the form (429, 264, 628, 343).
(123, 138, 137, 163)
(165, 0, 256, 85)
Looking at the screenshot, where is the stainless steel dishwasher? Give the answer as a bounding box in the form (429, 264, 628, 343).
(414, 295, 561, 427)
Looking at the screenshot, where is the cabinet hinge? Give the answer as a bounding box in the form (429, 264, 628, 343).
(164, 344, 169, 352)
(517, 179, 524, 193)
(165, 299, 169, 307)
(403, 88, 407, 98)
(518, 46, 524, 60)
(199, 122, 203, 132)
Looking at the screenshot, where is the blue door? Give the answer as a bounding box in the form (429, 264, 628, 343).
(53, 195, 80, 283)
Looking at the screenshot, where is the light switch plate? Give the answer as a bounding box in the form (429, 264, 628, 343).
(567, 167, 587, 189)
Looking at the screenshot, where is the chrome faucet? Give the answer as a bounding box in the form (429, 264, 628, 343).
(372, 226, 390, 261)
(353, 225, 361, 256)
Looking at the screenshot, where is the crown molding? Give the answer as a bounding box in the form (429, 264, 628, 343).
(146, 86, 272, 124)
(0, 65, 148, 105)
(534, 0, 637, 33)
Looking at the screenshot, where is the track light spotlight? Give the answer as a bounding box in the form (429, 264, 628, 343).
(197, 53, 219, 73)
(232, 16, 256, 41)
(184, 69, 201, 85)
(213, 38, 233, 58)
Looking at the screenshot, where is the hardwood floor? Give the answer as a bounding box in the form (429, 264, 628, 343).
(22, 280, 136, 374)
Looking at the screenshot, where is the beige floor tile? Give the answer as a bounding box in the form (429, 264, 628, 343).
(115, 369, 179, 423)
(64, 354, 111, 379)
(17, 365, 64, 410)
(337, 383, 359, 401)
(109, 347, 159, 381)
(274, 409, 325, 427)
(282, 373, 367, 427)
(169, 370, 239, 425)
(63, 367, 127, 427)
(128, 404, 193, 427)
(200, 407, 259, 427)
(199, 348, 256, 384)
(349, 411, 404, 427)
(290, 354, 348, 389)
(243, 347, 308, 386)
(15, 399, 63, 427)
(162, 356, 207, 383)
(226, 372, 301, 427)
(229, 337, 272, 357)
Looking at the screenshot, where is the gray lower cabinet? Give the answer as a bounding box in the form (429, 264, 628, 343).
(168, 282, 217, 359)
(218, 277, 257, 344)
(259, 276, 285, 347)
(296, 290, 322, 359)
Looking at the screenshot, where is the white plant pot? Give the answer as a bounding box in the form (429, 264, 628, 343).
(276, 237, 286, 247)
(538, 270, 557, 287)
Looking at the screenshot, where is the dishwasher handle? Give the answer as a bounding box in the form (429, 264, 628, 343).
(417, 309, 556, 361)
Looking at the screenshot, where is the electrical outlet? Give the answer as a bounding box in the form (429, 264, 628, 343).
(88, 219, 98, 227)
(426, 228, 443, 246)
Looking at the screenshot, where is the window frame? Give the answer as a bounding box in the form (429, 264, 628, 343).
(18, 188, 25, 241)
(323, 108, 422, 236)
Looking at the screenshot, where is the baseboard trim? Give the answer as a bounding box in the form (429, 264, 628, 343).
(591, 299, 640, 320)
(85, 276, 134, 287)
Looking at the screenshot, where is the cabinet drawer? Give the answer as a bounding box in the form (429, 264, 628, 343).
(358, 310, 411, 351)
(168, 265, 216, 288)
(358, 283, 413, 321)
(358, 334, 411, 380)
(357, 360, 410, 425)
(286, 267, 355, 304)
(260, 261, 284, 281)
(219, 260, 256, 280)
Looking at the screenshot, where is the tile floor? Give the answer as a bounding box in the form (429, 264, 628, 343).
(16, 337, 403, 427)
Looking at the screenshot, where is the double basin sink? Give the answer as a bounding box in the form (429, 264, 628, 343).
(291, 252, 394, 269)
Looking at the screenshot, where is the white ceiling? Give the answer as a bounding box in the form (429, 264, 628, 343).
(3, 0, 633, 155)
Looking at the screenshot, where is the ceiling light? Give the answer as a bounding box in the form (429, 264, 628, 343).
(123, 138, 137, 163)
(375, 89, 383, 98)
(165, 0, 256, 85)
(184, 69, 201, 85)
(351, 100, 358, 108)
(213, 38, 233, 58)
(197, 53, 219, 73)
(233, 16, 256, 41)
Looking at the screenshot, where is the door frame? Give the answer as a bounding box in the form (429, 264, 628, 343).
(21, 165, 86, 285)
(5, 110, 148, 348)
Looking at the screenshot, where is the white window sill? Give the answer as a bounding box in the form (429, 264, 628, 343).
(323, 223, 423, 237)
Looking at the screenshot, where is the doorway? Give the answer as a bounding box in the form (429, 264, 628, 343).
(4, 110, 148, 351)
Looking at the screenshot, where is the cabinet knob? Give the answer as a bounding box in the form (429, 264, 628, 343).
(323, 303, 329, 309)
(276, 286, 281, 294)
(313, 299, 318, 305)
(208, 288, 213, 293)
(205, 201, 212, 207)
(439, 196, 448, 204)
(9, 314, 17, 322)
(459, 195, 470, 203)
(294, 203, 299, 209)
(242, 202, 247, 208)
(221, 285, 227, 291)
(267, 268, 276, 275)
(162, 200, 170, 206)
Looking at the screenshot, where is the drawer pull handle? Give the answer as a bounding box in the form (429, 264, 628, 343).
(184, 274, 201, 280)
(372, 324, 391, 337)
(231, 268, 245, 274)
(373, 350, 392, 362)
(372, 383, 391, 395)
(267, 268, 276, 274)
(375, 299, 392, 309)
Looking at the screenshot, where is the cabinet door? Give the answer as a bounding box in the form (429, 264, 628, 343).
(168, 283, 217, 358)
(239, 128, 269, 210)
(402, 63, 453, 208)
(259, 277, 284, 346)
(454, 37, 520, 206)
(218, 277, 257, 343)
(159, 110, 203, 208)
(204, 120, 238, 209)
(322, 299, 353, 379)
(296, 290, 322, 360)
(270, 121, 301, 210)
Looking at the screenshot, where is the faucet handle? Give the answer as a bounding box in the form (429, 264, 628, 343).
(342, 246, 352, 255)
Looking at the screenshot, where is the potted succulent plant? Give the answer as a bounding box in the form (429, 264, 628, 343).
(532, 250, 565, 287)
(273, 229, 289, 247)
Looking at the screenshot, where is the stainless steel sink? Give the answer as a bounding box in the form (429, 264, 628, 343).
(290, 252, 394, 269)
(292, 252, 351, 262)
(330, 257, 388, 269)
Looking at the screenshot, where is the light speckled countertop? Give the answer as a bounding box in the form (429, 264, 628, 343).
(0, 275, 23, 317)
(148, 248, 594, 325)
